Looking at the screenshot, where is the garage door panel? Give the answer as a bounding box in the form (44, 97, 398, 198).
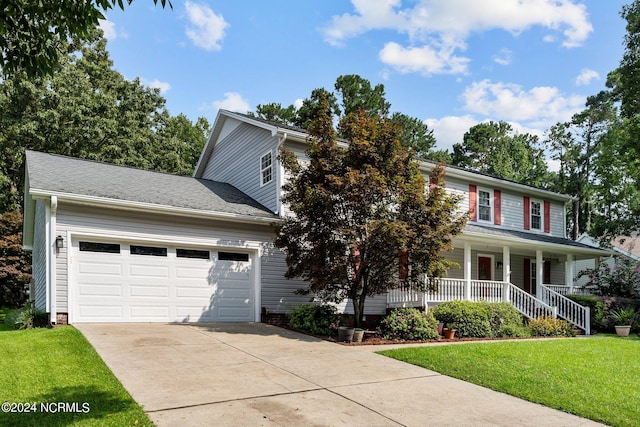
(79, 284, 122, 296)
(129, 306, 170, 319)
(78, 305, 123, 319)
(78, 261, 122, 276)
(129, 284, 169, 297)
(73, 240, 254, 323)
(129, 264, 170, 278)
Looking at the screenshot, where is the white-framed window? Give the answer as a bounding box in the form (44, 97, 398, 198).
(478, 189, 492, 222)
(260, 151, 273, 186)
(530, 199, 542, 230)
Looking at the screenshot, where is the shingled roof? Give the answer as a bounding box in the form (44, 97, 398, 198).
(25, 150, 277, 221)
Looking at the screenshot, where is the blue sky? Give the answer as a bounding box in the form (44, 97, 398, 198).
(101, 0, 628, 163)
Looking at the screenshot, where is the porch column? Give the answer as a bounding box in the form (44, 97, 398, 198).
(536, 249, 543, 297)
(566, 254, 575, 293)
(464, 242, 471, 301)
(502, 246, 511, 302)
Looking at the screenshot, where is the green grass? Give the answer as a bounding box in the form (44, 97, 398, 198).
(379, 336, 640, 427)
(0, 326, 153, 427)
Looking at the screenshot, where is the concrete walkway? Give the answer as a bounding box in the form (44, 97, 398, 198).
(76, 323, 604, 427)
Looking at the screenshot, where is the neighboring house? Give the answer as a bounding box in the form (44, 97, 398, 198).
(574, 233, 640, 287)
(23, 110, 609, 330)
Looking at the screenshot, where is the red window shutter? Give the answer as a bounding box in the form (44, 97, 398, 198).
(399, 250, 408, 280)
(544, 201, 551, 233)
(544, 260, 551, 284)
(494, 189, 501, 225)
(469, 184, 477, 221)
(523, 196, 530, 230)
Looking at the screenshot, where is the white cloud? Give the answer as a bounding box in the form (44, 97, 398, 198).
(185, 1, 229, 51)
(493, 48, 512, 66)
(98, 19, 119, 41)
(379, 42, 470, 76)
(293, 98, 304, 110)
(210, 92, 250, 113)
(142, 78, 171, 94)
(322, 0, 592, 75)
(461, 79, 584, 127)
(425, 115, 478, 151)
(575, 68, 600, 86)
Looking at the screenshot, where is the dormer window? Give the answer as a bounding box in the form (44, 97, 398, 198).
(260, 151, 273, 186)
(478, 189, 492, 222)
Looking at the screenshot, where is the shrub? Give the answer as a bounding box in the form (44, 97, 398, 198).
(497, 323, 532, 338)
(565, 294, 605, 332)
(486, 302, 525, 337)
(528, 317, 575, 337)
(577, 256, 640, 297)
(378, 308, 438, 341)
(288, 304, 338, 336)
(12, 302, 49, 329)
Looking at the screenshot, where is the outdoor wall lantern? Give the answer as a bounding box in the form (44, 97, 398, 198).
(496, 261, 503, 269)
(55, 235, 64, 249)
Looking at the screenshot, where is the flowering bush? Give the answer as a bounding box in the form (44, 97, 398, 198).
(577, 256, 640, 297)
(378, 308, 438, 341)
(528, 317, 575, 337)
(288, 304, 338, 336)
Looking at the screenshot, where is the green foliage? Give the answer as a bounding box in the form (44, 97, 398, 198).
(274, 96, 466, 327)
(432, 300, 524, 338)
(0, 0, 171, 78)
(288, 304, 338, 336)
(577, 256, 640, 297)
(432, 300, 492, 338)
(451, 121, 550, 188)
(379, 336, 640, 427)
(608, 307, 637, 326)
(0, 326, 154, 426)
(378, 308, 438, 341)
(12, 302, 48, 330)
(0, 211, 31, 308)
(565, 294, 605, 332)
(497, 323, 532, 338)
(0, 30, 209, 212)
(527, 317, 575, 337)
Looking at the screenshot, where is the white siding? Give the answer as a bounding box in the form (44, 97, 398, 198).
(201, 123, 279, 213)
(55, 204, 311, 315)
(33, 200, 47, 311)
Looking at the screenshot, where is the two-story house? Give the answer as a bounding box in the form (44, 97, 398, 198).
(22, 110, 609, 331)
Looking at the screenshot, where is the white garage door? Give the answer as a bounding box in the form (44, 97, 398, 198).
(71, 240, 255, 323)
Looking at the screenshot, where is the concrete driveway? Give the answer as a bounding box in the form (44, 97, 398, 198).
(76, 323, 603, 427)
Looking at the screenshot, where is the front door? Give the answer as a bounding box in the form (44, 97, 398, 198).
(478, 256, 492, 281)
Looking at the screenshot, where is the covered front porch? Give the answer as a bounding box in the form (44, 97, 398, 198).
(387, 224, 611, 334)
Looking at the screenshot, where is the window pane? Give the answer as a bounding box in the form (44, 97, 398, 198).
(177, 249, 210, 259)
(261, 152, 273, 185)
(478, 190, 491, 221)
(218, 252, 249, 262)
(79, 241, 120, 253)
(531, 201, 541, 229)
(130, 245, 167, 257)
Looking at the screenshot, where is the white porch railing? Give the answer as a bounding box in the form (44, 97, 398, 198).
(545, 284, 593, 296)
(539, 284, 591, 335)
(387, 278, 594, 334)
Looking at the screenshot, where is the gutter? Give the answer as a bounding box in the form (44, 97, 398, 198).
(276, 132, 287, 217)
(29, 189, 282, 225)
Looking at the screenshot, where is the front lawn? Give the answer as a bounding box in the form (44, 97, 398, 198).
(0, 326, 153, 426)
(379, 336, 640, 427)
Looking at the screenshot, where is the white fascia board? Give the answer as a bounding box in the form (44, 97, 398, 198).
(460, 230, 612, 257)
(29, 189, 282, 225)
(418, 162, 573, 203)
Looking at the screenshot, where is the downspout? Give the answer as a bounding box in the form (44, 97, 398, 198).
(49, 196, 57, 324)
(276, 132, 288, 217)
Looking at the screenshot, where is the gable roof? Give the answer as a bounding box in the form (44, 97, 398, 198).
(24, 150, 278, 225)
(196, 110, 572, 203)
